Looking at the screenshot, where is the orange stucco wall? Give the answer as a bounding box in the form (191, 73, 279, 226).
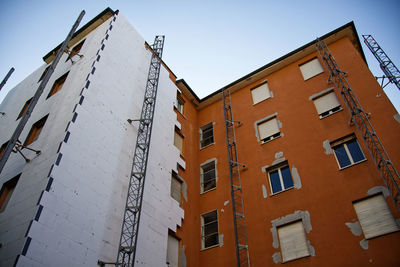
(175, 36, 400, 266)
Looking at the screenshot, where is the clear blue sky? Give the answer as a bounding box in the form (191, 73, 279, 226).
(1, 0, 399, 111)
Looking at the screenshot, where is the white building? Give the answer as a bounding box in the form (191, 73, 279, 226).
(0, 8, 183, 266)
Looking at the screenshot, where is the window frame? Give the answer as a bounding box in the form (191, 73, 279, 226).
(16, 97, 33, 120)
(310, 88, 342, 119)
(200, 122, 214, 149)
(331, 134, 366, 170)
(266, 162, 294, 195)
(0, 141, 9, 159)
(174, 127, 184, 155)
(176, 95, 185, 114)
(201, 210, 219, 250)
(277, 220, 311, 263)
(0, 173, 21, 212)
(353, 193, 399, 240)
(250, 81, 271, 105)
(171, 172, 183, 204)
(47, 72, 69, 99)
(255, 114, 281, 144)
(66, 39, 85, 62)
(200, 160, 217, 194)
(299, 57, 324, 80)
(38, 65, 50, 82)
(24, 114, 49, 146)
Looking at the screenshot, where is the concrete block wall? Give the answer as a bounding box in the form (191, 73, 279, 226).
(0, 11, 184, 266)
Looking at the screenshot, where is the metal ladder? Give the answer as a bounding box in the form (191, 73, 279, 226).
(315, 38, 400, 210)
(362, 35, 400, 90)
(116, 36, 165, 267)
(222, 89, 250, 267)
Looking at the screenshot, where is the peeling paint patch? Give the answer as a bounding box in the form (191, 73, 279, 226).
(360, 239, 368, 250)
(277, 120, 283, 129)
(272, 157, 286, 166)
(308, 241, 316, 256)
(292, 166, 302, 189)
(272, 252, 282, 263)
(219, 234, 224, 247)
(394, 113, 400, 124)
(367, 186, 390, 198)
(345, 221, 362, 236)
(270, 226, 279, 248)
(323, 140, 333, 155)
(180, 245, 187, 267)
(262, 184, 268, 199)
(221, 209, 224, 213)
(275, 152, 284, 159)
(270, 91, 274, 98)
(224, 200, 230, 206)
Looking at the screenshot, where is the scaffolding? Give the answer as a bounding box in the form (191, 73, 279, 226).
(222, 89, 250, 267)
(362, 35, 400, 90)
(315, 39, 400, 210)
(115, 36, 165, 267)
(0, 11, 85, 174)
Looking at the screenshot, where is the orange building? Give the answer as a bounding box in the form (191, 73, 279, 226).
(173, 21, 400, 266)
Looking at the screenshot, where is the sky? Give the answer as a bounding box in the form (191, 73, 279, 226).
(0, 0, 399, 111)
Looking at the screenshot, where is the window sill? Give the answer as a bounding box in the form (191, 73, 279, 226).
(200, 142, 215, 150)
(261, 135, 281, 145)
(201, 187, 217, 195)
(270, 186, 294, 197)
(319, 107, 343, 119)
(200, 243, 220, 251)
(338, 158, 367, 170)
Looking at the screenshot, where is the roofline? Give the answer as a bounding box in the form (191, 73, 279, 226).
(43, 7, 117, 62)
(179, 21, 367, 104)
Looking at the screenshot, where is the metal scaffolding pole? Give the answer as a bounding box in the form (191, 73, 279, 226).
(316, 38, 400, 210)
(362, 34, 400, 90)
(0, 10, 85, 175)
(222, 89, 250, 267)
(115, 36, 164, 267)
(0, 67, 14, 92)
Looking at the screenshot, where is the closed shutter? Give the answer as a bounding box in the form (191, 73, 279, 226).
(278, 221, 310, 262)
(299, 58, 324, 80)
(174, 131, 183, 153)
(166, 234, 179, 267)
(258, 118, 279, 141)
(313, 91, 340, 115)
(353, 194, 399, 239)
(171, 175, 181, 202)
(251, 83, 270, 104)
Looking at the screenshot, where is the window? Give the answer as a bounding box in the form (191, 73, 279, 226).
(256, 117, 280, 143)
(166, 233, 180, 267)
(201, 210, 219, 249)
(0, 174, 21, 212)
(299, 58, 324, 80)
(277, 221, 310, 262)
(267, 162, 293, 194)
(331, 135, 366, 169)
(353, 194, 399, 239)
(0, 141, 9, 159)
(174, 129, 183, 154)
(176, 95, 184, 114)
(171, 173, 182, 203)
(200, 123, 214, 148)
(47, 72, 69, 98)
(251, 82, 271, 105)
(201, 160, 216, 193)
(24, 114, 49, 146)
(38, 65, 50, 82)
(66, 40, 85, 61)
(16, 97, 32, 120)
(312, 90, 342, 119)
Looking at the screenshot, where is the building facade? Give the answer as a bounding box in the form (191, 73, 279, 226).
(1, 8, 400, 267)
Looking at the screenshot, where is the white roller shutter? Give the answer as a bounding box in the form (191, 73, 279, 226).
(251, 83, 270, 104)
(258, 118, 279, 141)
(166, 234, 179, 267)
(313, 91, 340, 115)
(353, 194, 399, 239)
(299, 58, 324, 80)
(278, 221, 310, 262)
(171, 175, 181, 202)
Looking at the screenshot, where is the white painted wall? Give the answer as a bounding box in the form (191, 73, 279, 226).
(0, 12, 184, 267)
